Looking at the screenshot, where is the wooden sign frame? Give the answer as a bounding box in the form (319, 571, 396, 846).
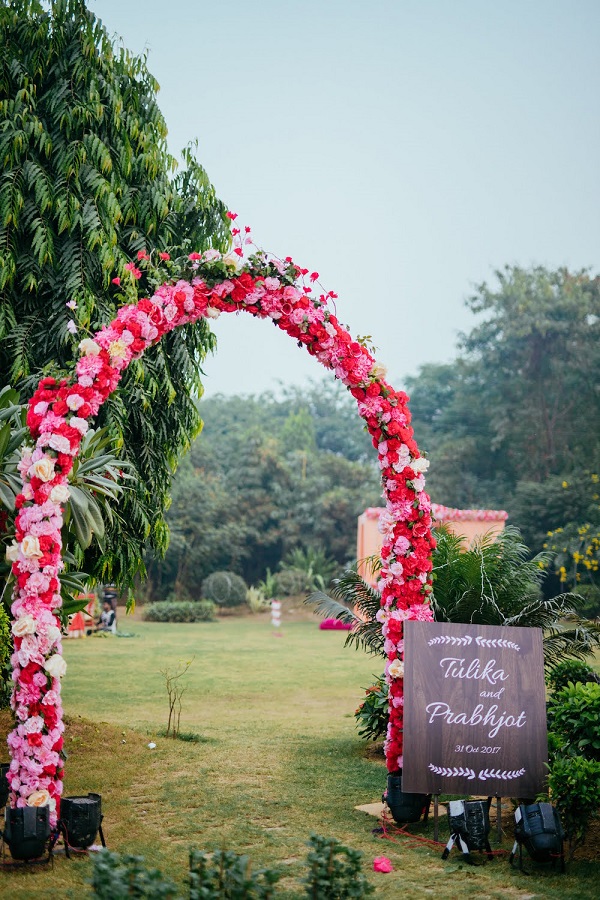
(402, 622, 547, 797)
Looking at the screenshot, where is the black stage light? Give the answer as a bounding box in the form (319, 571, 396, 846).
(442, 799, 492, 862)
(60, 793, 103, 849)
(2, 805, 51, 861)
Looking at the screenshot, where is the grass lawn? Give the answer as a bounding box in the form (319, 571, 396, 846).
(1, 616, 599, 898)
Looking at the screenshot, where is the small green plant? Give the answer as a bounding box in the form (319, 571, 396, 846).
(189, 848, 281, 899)
(302, 833, 374, 899)
(91, 849, 179, 898)
(161, 659, 194, 740)
(257, 568, 278, 600)
(144, 601, 216, 623)
(246, 587, 270, 614)
(547, 681, 600, 760)
(546, 659, 600, 693)
(202, 572, 248, 608)
(354, 675, 388, 742)
(546, 756, 600, 858)
(281, 548, 337, 592)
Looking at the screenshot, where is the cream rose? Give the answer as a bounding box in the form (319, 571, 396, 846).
(44, 654, 67, 679)
(79, 338, 101, 356)
(12, 615, 36, 637)
(32, 456, 55, 482)
(5, 541, 19, 563)
(411, 457, 430, 473)
(388, 659, 404, 679)
(108, 339, 128, 360)
(370, 362, 388, 380)
(26, 789, 51, 808)
(205, 307, 221, 319)
(222, 252, 242, 271)
(50, 483, 70, 504)
(21, 535, 42, 559)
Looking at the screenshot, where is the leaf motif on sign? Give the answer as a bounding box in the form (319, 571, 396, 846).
(474, 637, 520, 651)
(477, 768, 526, 780)
(428, 763, 475, 779)
(427, 635, 472, 646)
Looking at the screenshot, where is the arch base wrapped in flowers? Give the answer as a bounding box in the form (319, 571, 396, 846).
(6, 225, 435, 826)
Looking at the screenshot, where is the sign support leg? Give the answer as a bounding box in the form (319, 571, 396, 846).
(433, 793, 440, 842)
(495, 796, 503, 843)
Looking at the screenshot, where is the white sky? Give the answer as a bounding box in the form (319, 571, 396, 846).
(91, 0, 600, 397)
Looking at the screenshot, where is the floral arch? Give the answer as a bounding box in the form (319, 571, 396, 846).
(6, 221, 435, 825)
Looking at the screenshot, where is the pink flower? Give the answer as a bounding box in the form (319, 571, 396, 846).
(112, 277, 121, 285)
(124, 262, 142, 279)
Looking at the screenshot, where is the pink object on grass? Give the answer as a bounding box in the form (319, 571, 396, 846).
(373, 856, 393, 872)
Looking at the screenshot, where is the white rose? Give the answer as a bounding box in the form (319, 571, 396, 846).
(69, 417, 89, 435)
(79, 338, 101, 356)
(388, 659, 404, 679)
(205, 307, 221, 319)
(411, 457, 430, 473)
(21, 535, 42, 559)
(32, 456, 55, 482)
(370, 362, 388, 380)
(12, 615, 36, 637)
(222, 253, 242, 271)
(44, 654, 67, 679)
(26, 789, 51, 808)
(6, 541, 19, 563)
(47, 434, 72, 454)
(46, 624, 62, 647)
(50, 484, 70, 504)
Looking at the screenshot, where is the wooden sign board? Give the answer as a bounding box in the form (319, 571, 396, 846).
(402, 622, 547, 797)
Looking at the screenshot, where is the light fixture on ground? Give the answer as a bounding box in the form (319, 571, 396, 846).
(59, 793, 105, 854)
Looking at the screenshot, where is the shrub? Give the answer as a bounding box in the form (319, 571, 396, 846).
(546, 756, 600, 858)
(547, 681, 600, 760)
(91, 849, 178, 899)
(91, 836, 372, 898)
(302, 833, 374, 898)
(546, 659, 600, 694)
(354, 675, 388, 742)
(247, 587, 270, 614)
(257, 568, 278, 600)
(144, 601, 216, 623)
(275, 567, 308, 597)
(189, 848, 281, 899)
(202, 571, 248, 608)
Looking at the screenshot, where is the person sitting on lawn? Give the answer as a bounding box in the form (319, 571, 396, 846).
(95, 600, 117, 634)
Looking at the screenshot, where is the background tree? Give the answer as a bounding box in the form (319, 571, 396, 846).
(143, 381, 382, 598)
(407, 266, 600, 558)
(0, 0, 230, 588)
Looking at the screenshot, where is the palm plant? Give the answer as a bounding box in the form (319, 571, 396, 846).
(306, 526, 600, 669)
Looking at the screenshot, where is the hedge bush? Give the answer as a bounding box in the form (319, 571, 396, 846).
(546, 756, 600, 857)
(547, 681, 600, 760)
(202, 571, 248, 608)
(144, 601, 216, 623)
(274, 568, 308, 597)
(546, 659, 600, 694)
